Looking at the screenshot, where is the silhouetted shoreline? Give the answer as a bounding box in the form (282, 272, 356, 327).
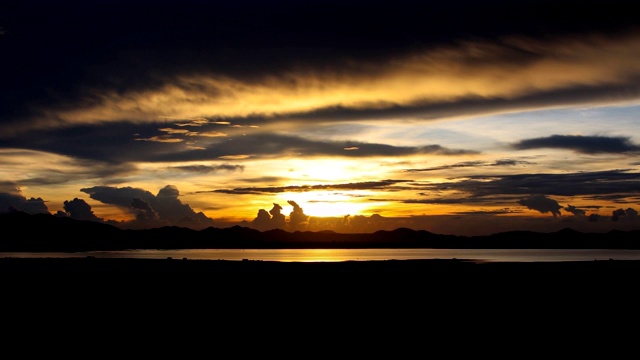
(4, 211, 640, 310)
(4, 256, 640, 289)
(4, 256, 639, 323)
(3, 211, 640, 251)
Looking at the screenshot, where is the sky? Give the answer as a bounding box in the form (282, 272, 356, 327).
(1, 0, 640, 236)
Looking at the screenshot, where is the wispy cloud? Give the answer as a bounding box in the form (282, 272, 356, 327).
(211, 180, 412, 195)
(5, 29, 640, 135)
(413, 169, 640, 197)
(146, 133, 476, 162)
(169, 164, 245, 174)
(512, 134, 640, 154)
(404, 158, 533, 172)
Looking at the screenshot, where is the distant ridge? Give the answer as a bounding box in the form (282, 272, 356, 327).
(1, 211, 639, 252)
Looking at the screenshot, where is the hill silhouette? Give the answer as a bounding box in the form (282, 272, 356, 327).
(2, 211, 640, 252)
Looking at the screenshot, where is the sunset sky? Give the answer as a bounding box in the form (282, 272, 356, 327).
(1, 0, 640, 236)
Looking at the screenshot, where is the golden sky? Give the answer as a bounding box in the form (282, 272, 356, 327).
(1, 1, 640, 235)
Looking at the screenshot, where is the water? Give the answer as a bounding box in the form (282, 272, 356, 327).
(4, 248, 640, 262)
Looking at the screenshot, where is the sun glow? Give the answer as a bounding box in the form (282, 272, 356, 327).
(283, 191, 372, 217)
(291, 158, 366, 182)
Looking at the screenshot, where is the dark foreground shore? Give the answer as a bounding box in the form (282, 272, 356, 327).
(4, 256, 640, 297)
(4, 257, 640, 337)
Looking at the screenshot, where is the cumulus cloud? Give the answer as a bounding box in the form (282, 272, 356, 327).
(62, 198, 103, 222)
(0, 183, 49, 214)
(0, 195, 49, 214)
(250, 203, 288, 231)
(287, 200, 309, 231)
(80, 184, 215, 229)
(248, 201, 310, 231)
(130, 198, 160, 222)
(611, 208, 639, 222)
(564, 204, 586, 217)
(251, 208, 273, 231)
(269, 203, 286, 229)
(19, 197, 50, 214)
(517, 195, 562, 217)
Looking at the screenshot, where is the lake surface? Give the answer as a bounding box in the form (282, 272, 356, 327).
(4, 248, 640, 262)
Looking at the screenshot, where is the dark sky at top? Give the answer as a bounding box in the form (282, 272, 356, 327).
(2, 0, 638, 123)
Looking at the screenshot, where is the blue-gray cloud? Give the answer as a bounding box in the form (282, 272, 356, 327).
(414, 170, 640, 197)
(512, 135, 640, 154)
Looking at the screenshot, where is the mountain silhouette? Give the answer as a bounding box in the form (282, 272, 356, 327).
(2, 211, 639, 252)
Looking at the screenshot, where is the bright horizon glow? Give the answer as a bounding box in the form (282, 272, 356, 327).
(283, 190, 379, 218)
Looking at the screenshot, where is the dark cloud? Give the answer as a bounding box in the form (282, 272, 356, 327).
(212, 180, 412, 195)
(405, 159, 532, 172)
(269, 204, 286, 230)
(564, 204, 586, 217)
(148, 134, 476, 162)
(213, 169, 640, 209)
(517, 195, 562, 217)
(19, 197, 50, 215)
(626, 208, 639, 218)
(80, 185, 215, 229)
(130, 198, 160, 222)
(0, 194, 49, 215)
(415, 170, 640, 197)
(0, 128, 474, 163)
(81, 186, 156, 207)
(612, 209, 626, 222)
(63, 198, 103, 222)
(247, 201, 310, 231)
(452, 209, 521, 215)
(288, 200, 310, 231)
(0, 122, 187, 163)
(0, 183, 49, 214)
(611, 208, 639, 222)
(251, 209, 274, 231)
(238, 176, 283, 184)
(275, 81, 640, 125)
(588, 213, 601, 222)
(583, 194, 640, 203)
(402, 195, 521, 205)
(169, 164, 245, 174)
(393, 170, 640, 215)
(512, 135, 640, 154)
